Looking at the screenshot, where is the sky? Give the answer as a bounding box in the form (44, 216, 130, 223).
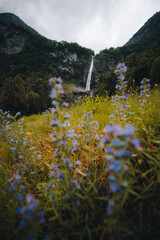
(0, 0, 160, 53)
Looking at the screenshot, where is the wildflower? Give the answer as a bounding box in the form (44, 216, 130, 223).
(66, 194, 71, 199)
(16, 194, 23, 200)
(50, 193, 54, 199)
(114, 149, 131, 158)
(50, 120, 59, 127)
(19, 185, 25, 191)
(50, 171, 54, 177)
(76, 200, 80, 206)
(109, 114, 115, 118)
(75, 160, 81, 166)
(63, 102, 69, 107)
(107, 200, 115, 215)
(109, 182, 121, 193)
(108, 161, 122, 172)
(37, 211, 45, 224)
(12, 147, 17, 152)
(64, 113, 70, 119)
(130, 138, 142, 151)
(104, 125, 113, 133)
(64, 158, 70, 163)
(50, 89, 56, 99)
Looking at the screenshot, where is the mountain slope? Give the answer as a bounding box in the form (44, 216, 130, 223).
(0, 12, 93, 86)
(126, 11, 160, 45)
(93, 11, 160, 95)
(0, 12, 39, 35)
(0, 12, 94, 114)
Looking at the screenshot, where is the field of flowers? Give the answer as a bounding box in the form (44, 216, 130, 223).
(0, 64, 160, 240)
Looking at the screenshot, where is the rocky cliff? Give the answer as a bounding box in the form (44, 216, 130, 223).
(0, 13, 94, 90)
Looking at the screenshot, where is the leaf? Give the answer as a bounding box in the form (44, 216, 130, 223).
(128, 189, 140, 197)
(96, 196, 109, 201)
(75, 168, 86, 176)
(74, 192, 86, 200)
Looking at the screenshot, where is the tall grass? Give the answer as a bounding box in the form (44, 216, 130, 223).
(0, 72, 160, 239)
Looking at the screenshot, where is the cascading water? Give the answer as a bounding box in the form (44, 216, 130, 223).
(86, 56, 94, 91)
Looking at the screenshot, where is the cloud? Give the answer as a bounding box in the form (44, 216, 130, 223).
(0, 0, 160, 53)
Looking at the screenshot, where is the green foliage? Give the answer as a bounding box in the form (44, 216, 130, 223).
(150, 56, 160, 85)
(0, 18, 94, 115)
(0, 75, 28, 115)
(0, 86, 159, 239)
(95, 12, 160, 95)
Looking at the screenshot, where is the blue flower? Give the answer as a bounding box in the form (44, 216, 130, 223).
(75, 160, 81, 166)
(64, 158, 70, 163)
(114, 149, 131, 158)
(66, 194, 71, 199)
(107, 200, 115, 215)
(12, 147, 17, 152)
(16, 194, 23, 200)
(108, 161, 122, 172)
(124, 124, 134, 136)
(109, 182, 121, 193)
(50, 120, 59, 126)
(130, 138, 141, 150)
(104, 125, 113, 133)
(50, 89, 56, 99)
(102, 135, 110, 143)
(105, 146, 113, 154)
(76, 200, 80, 206)
(8, 187, 14, 193)
(19, 219, 27, 229)
(50, 193, 54, 198)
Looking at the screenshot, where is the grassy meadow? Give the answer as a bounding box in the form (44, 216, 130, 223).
(0, 66, 160, 240)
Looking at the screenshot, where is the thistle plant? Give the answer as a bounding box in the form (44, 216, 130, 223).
(47, 77, 81, 205)
(81, 111, 99, 143)
(110, 63, 131, 124)
(101, 124, 141, 215)
(139, 78, 150, 109)
(99, 63, 142, 237)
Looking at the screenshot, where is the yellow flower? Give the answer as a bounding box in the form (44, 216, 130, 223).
(26, 132, 33, 135)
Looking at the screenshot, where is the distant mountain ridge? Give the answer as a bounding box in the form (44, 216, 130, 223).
(93, 11, 160, 94)
(0, 12, 39, 35)
(0, 12, 94, 86)
(126, 11, 160, 45)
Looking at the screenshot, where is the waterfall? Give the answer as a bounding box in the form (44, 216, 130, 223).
(86, 56, 94, 91)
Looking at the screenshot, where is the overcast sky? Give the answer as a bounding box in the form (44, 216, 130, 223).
(0, 0, 160, 53)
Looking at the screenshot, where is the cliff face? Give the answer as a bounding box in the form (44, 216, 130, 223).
(0, 13, 94, 90)
(0, 23, 29, 54)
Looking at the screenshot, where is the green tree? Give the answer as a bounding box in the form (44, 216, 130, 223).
(150, 56, 160, 85)
(0, 75, 28, 115)
(26, 91, 41, 114)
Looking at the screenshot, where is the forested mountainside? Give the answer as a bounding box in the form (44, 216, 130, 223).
(0, 13, 94, 114)
(93, 11, 160, 95)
